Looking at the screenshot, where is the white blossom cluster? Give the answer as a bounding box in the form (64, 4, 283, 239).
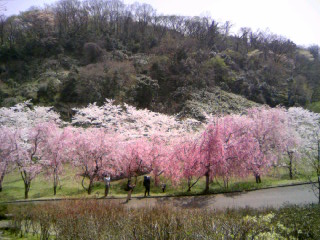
(72, 99, 202, 138)
(0, 100, 61, 128)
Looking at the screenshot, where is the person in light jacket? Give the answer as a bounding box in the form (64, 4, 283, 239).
(103, 175, 111, 197)
(126, 179, 135, 203)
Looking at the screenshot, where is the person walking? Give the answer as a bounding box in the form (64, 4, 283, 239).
(161, 183, 166, 193)
(143, 176, 151, 197)
(103, 175, 111, 197)
(126, 179, 135, 203)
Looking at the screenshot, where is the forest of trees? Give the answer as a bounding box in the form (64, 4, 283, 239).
(1, 100, 320, 202)
(0, 0, 320, 119)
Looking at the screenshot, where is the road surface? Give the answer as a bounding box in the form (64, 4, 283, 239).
(123, 183, 318, 209)
(3, 183, 318, 210)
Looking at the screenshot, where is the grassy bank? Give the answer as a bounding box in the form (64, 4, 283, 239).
(0, 201, 319, 239)
(0, 165, 316, 202)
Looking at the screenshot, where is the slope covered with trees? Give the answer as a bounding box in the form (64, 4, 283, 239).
(0, 0, 319, 119)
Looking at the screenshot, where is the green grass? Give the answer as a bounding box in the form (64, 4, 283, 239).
(171, 168, 316, 196)
(0, 165, 316, 202)
(0, 233, 37, 240)
(307, 101, 320, 113)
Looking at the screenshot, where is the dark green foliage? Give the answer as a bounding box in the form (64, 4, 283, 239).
(37, 79, 60, 103)
(0, 204, 8, 220)
(0, 46, 22, 62)
(273, 204, 320, 239)
(83, 42, 104, 64)
(60, 75, 79, 103)
(134, 75, 159, 108)
(0, 89, 8, 104)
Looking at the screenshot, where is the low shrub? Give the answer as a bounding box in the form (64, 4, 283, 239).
(7, 201, 320, 239)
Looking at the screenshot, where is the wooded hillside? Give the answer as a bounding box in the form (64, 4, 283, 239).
(0, 0, 319, 119)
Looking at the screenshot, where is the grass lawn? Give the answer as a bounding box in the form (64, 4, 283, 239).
(0, 165, 316, 202)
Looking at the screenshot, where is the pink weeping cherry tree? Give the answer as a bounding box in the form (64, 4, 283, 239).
(69, 127, 118, 195)
(115, 138, 151, 185)
(214, 114, 251, 189)
(245, 106, 289, 183)
(168, 136, 204, 192)
(40, 123, 73, 195)
(165, 115, 251, 193)
(198, 122, 225, 193)
(166, 107, 297, 192)
(145, 135, 171, 187)
(0, 127, 16, 192)
(12, 124, 47, 199)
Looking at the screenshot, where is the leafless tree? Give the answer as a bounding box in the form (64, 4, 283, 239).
(0, 1, 5, 9)
(0, 1, 7, 13)
(0, 0, 13, 13)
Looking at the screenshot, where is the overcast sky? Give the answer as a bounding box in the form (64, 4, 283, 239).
(3, 0, 320, 47)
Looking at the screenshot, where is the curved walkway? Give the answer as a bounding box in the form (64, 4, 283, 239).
(2, 183, 318, 209)
(123, 183, 318, 209)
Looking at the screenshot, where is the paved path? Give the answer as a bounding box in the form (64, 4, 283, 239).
(122, 184, 318, 209)
(3, 184, 318, 210)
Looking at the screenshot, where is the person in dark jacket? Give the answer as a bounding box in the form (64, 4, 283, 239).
(161, 183, 166, 193)
(143, 176, 151, 197)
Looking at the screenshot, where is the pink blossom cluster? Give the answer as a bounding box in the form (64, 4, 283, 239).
(1, 100, 315, 198)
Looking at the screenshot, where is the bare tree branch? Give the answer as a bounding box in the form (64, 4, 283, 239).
(0, 1, 8, 13)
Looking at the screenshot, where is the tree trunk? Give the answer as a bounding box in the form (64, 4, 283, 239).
(224, 177, 229, 189)
(105, 184, 109, 197)
(288, 152, 293, 180)
(187, 178, 191, 192)
(255, 173, 261, 184)
(154, 174, 160, 187)
(289, 160, 293, 180)
(317, 139, 320, 203)
(81, 176, 88, 191)
(134, 176, 138, 185)
(53, 170, 57, 196)
(24, 182, 30, 199)
(0, 164, 7, 192)
(87, 179, 94, 195)
(318, 176, 320, 204)
(205, 170, 210, 193)
(187, 177, 201, 192)
(154, 170, 163, 187)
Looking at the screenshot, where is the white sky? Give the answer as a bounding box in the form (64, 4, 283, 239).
(3, 0, 320, 47)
